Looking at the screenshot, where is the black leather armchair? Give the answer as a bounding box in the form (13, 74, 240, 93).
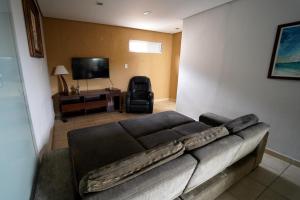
(126, 76, 154, 113)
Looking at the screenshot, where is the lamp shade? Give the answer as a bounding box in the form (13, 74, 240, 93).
(54, 65, 69, 75)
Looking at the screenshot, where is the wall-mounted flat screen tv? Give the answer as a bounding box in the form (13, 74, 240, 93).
(72, 57, 109, 80)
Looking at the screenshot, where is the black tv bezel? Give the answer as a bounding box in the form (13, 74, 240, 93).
(71, 57, 109, 80)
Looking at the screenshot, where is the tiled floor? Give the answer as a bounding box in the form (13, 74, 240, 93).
(51, 100, 300, 200)
(217, 153, 300, 200)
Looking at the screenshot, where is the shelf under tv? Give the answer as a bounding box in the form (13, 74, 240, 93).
(59, 88, 122, 119)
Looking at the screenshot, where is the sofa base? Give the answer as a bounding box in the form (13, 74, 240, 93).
(34, 150, 258, 200)
(180, 153, 256, 200)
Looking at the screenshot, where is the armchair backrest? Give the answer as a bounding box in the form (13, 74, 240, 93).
(128, 76, 152, 100)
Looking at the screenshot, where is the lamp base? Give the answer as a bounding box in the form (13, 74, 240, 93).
(59, 75, 69, 96)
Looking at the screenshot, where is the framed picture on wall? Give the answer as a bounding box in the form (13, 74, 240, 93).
(22, 0, 44, 58)
(268, 21, 300, 80)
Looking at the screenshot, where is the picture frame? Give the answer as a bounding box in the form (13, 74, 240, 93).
(268, 21, 300, 80)
(22, 0, 44, 58)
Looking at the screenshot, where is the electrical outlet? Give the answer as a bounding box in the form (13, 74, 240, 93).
(124, 64, 128, 69)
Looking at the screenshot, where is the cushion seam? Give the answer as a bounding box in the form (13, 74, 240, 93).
(122, 157, 197, 200)
(117, 121, 148, 149)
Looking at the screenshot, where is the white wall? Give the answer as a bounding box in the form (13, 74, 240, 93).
(177, 0, 300, 161)
(9, 0, 54, 153)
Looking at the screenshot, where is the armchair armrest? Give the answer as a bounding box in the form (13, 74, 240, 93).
(148, 91, 154, 99)
(126, 91, 131, 103)
(148, 91, 154, 113)
(125, 91, 132, 113)
(199, 113, 231, 127)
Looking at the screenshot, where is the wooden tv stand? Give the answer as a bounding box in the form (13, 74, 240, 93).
(59, 88, 122, 117)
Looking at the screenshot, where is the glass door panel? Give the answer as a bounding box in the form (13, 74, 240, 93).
(0, 0, 37, 199)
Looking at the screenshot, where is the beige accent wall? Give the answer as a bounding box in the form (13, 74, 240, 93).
(169, 32, 182, 100)
(43, 18, 174, 100)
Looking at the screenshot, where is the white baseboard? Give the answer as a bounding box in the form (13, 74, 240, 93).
(154, 98, 170, 102)
(265, 148, 300, 167)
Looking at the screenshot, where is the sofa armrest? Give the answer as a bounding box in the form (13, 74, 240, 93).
(253, 131, 269, 167)
(199, 113, 231, 126)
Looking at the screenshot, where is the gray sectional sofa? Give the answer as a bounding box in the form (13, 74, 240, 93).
(34, 111, 269, 200)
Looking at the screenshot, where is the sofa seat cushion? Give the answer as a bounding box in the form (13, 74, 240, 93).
(79, 141, 185, 195)
(172, 122, 211, 136)
(180, 127, 229, 151)
(130, 99, 150, 105)
(120, 111, 194, 137)
(224, 114, 259, 133)
(83, 155, 197, 200)
(231, 122, 270, 164)
(68, 122, 145, 191)
(185, 135, 243, 192)
(138, 129, 182, 149)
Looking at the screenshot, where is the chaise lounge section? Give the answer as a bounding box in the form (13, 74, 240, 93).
(34, 111, 269, 200)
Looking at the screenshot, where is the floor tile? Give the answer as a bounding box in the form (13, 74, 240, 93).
(260, 153, 290, 175)
(248, 165, 278, 186)
(215, 192, 238, 200)
(257, 189, 288, 200)
(228, 176, 266, 200)
(270, 176, 300, 200)
(281, 165, 300, 186)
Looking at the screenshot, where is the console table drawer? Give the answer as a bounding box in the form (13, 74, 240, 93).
(59, 89, 122, 119)
(85, 100, 107, 110)
(61, 103, 84, 112)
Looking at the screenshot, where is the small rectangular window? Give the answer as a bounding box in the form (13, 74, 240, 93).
(129, 40, 162, 54)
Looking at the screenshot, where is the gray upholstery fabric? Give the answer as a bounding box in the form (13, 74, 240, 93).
(34, 149, 75, 200)
(138, 129, 182, 149)
(181, 154, 257, 200)
(185, 135, 243, 192)
(84, 155, 197, 200)
(199, 113, 231, 126)
(120, 111, 194, 137)
(68, 122, 145, 191)
(172, 122, 211, 136)
(231, 122, 270, 164)
(180, 127, 229, 151)
(34, 111, 269, 200)
(224, 114, 259, 133)
(80, 141, 185, 195)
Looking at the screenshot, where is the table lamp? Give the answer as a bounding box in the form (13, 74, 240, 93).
(54, 65, 69, 95)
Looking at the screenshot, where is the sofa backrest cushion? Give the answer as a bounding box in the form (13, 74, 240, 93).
(180, 127, 229, 151)
(231, 122, 270, 164)
(224, 114, 259, 134)
(185, 135, 244, 192)
(79, 141, 185, 195)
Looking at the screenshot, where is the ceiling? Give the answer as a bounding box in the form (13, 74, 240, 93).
(37, 0, 232, 33)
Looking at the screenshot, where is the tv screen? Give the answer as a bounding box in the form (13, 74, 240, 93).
(72, 57, 109, 80)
